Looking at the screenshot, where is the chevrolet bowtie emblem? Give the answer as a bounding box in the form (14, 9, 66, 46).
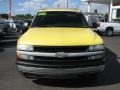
(55, 52, 68, 58)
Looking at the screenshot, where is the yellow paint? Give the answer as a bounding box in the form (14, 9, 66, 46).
(18, 27, 103, 46)
(41, 8, 80, 12)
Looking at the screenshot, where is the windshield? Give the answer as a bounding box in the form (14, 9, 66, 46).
(31, 11, 89, 28)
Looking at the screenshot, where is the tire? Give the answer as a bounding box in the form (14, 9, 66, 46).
(14, 29, 18, 32)
(105, 28, 113, 36)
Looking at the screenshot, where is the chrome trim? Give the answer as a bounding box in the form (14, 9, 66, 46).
(17, 65, 105, 75)
(17, 50, 104, 57)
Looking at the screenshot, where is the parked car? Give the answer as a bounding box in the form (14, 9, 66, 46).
(6, 19, 14, 30)
(0, 23, 8, 35)
(21, 19, 32, 34)
(16, 8, 105, 79)
(6, 19, 24, 32)
(0, 20, 10, 34)
(85, 15, 105, 29)
(12, 20, 24, 33)
(97, 19, 120, 36)
(0, 25, 4, 39)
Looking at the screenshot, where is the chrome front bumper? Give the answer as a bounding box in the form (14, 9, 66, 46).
(17, 50, 105, 78)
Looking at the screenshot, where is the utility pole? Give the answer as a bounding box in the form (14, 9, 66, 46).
(8, 0, 12, 18)
(29, 0, 30, 14)
(57, 0, 59, 8)
(67, 0, 68, 8)
(27, 0, 31, 19)
(88, 1, 91, 13)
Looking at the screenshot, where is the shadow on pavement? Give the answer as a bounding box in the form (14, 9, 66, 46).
(0, 32, 18, 48)
(0, 40, 17, 48)
(33, 48, 120, 88)
(5, 32, 18, 36)
(0, 47, 4, 53)
(2, 36, 18, 40)
(97, 32, 120, 37)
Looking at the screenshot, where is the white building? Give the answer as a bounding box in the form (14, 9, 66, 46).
(82, 0, 120, 21)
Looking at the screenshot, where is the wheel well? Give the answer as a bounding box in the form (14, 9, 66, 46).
(106, 27, 114, 32)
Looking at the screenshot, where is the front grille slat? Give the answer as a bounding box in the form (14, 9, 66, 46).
(34, 56, 87, 62)
(17, 59, 104, 68)
(34, 46, 89, 53)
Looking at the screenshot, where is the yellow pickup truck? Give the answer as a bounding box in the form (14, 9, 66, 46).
(16, 8, 105, 79)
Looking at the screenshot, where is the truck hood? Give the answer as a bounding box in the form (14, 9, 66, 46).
(18, 27, 103, 46)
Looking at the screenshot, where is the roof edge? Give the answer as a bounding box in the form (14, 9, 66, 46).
(40, 8, 80, 12)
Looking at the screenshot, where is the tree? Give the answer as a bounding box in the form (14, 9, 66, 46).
(25, 14, 34, 19)
(0, 14, 9, 19)
(14, 14, 34, 20)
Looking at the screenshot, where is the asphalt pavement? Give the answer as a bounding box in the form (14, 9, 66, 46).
(0, 32, 120, 90)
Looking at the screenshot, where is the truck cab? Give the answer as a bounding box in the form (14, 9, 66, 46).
(16, 8, 105, 79)
(97, 6, 120, 36)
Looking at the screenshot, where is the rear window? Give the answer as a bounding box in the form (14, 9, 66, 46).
(31, 11, 89, 28)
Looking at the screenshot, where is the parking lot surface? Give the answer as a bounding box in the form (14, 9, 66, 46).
(0, 32, 120, 90)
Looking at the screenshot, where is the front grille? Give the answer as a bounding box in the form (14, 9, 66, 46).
(33, 56, 104, 68)
(34, 56, 87, 62)
(34, 46, 89, 53)
(17, 58, 104, 68)
(17, 46, 104, 69)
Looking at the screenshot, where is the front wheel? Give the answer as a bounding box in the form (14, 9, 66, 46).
(105, 29, 113, 36)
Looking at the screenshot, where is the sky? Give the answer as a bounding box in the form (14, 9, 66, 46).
(0, 0, 108, 15)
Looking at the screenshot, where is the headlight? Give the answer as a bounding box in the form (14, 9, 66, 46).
(95, 44, 104, 51)
(17, 54, 34, 60)
(17, 45, 34, 51)
(89, 44, 104, 51)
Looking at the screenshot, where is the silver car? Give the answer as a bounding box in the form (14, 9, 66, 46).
(0, 25, 4, 40)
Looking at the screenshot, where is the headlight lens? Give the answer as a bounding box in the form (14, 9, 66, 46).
(89, 44, 104, 51)
(95, 44, 104, 51)
(17, 54, 34, 60)
(17, 45, 34, 51)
